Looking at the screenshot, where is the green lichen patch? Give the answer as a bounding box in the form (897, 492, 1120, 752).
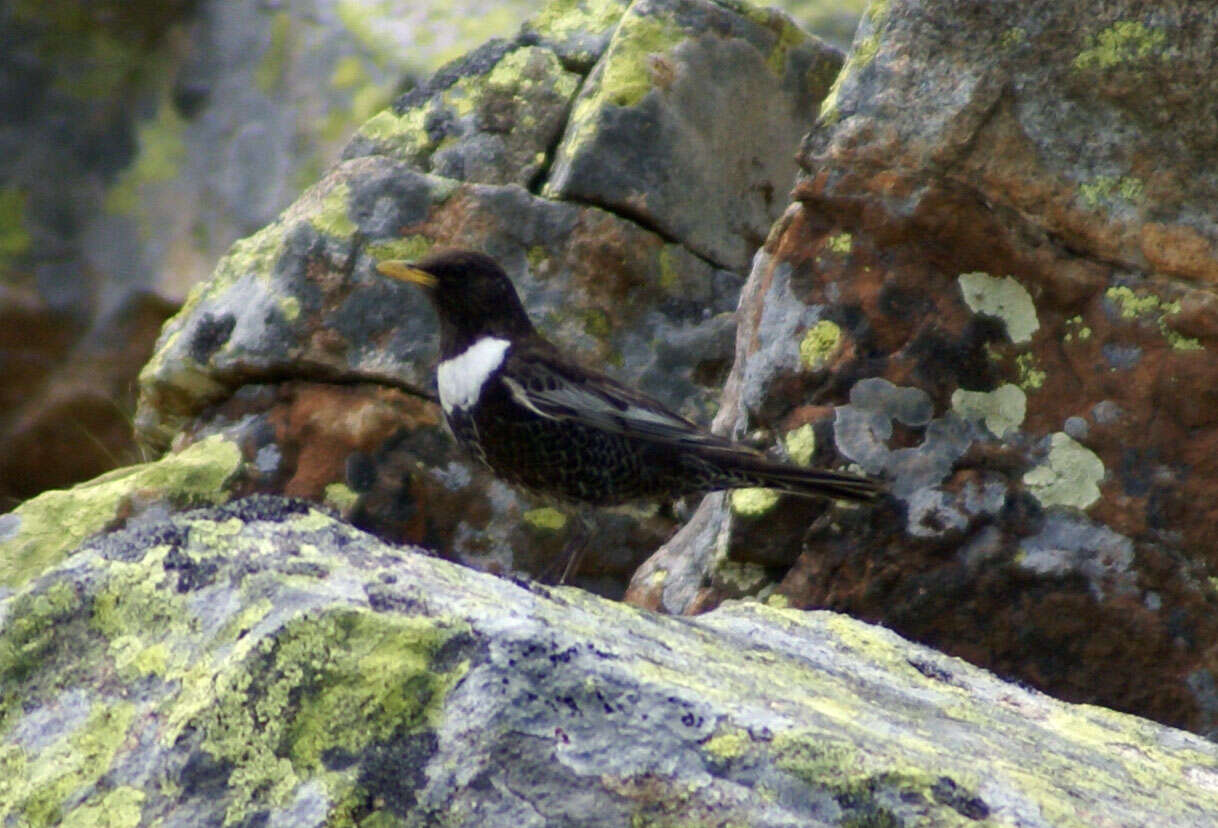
(0, 580, 95, 733)
(310, 181, 359, 238)
(819, 0, 888, 124)
(1023, 432, 1105, 510)
(799, 320, 843, 370)
(1074, 21, 1168, 72)
(1078, 174, 1144, 210)
(61, 785, 145, 828)
(0, 435, 242, 589)
(764, 16, 808, 76)
(1063, 315, 1092, 343)
(355, 106, 429, 153)
(194, 609, 466, 824)
(783, 424, 817, 467)
(824, 231, 853, 255)
(597, 11, 685, 109)
(1014, 352, 1046, 390)
(957, 272, 1039, 344)
(702, 727, 752, 760)
(950, 384, 1026, 438)
(730, 487, 780, 516)
(528, 0, 629, 49)
(367, 235, 435, 265)
(1105, 286, 1203, 351)
(2, 700, 137, 826)
(523, 507, 568, 531)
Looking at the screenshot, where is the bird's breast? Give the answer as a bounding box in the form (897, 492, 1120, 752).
(436, 336, 511, 415)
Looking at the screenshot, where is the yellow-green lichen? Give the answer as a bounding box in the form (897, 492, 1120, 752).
(311, 181, 358, 238)
(0, 435, 242, 589)
(599, 12, 684, 108)
(765, 18, 806, 76)
(1079, 175, 1143, 210)
(703, 728, 752, 760)
(1063, 315, 1092, 343)
(4, 701, 136, 825)
(355, 106, 429, 152)
(823, 0, 887, 98)
(0, 579, 82, 730)
(799, 320, 843, 370)
(197, 609, 465, 825)
(528, 0, 629, 45)
(368, 235, 435, 265)
(323, 482, 360, 513)
(713, 559, 770, 593)
(1022, 432, 1104, 510)
(783, 424, 817, 467)
(824, 231, 852, 255)
(91, 546, 196, 659)
(764, 592, 789, 609)
(958, 272, 1039, 344)
(951, 384, 1027, 438)
(62, 786, 145, 828)
(1074, 21, 1167, 72)
(0, 186, 31, 261)
(523, 506, 568, 531)
(1015, 353, 1046, 391)
(280, 294, 301, 322)
(730, 487, 780, 516)
(1105, 286, 1204, 351)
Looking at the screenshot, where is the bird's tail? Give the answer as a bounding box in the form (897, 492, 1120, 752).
(718, 455, 883, 502)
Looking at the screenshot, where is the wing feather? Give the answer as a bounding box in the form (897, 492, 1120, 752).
(502, 351, 737, 449)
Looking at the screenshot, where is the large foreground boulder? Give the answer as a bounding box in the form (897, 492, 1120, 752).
(1, 495, 1215, 826)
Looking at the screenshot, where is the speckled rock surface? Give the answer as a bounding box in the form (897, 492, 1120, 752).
(133, 0, 840, 595)
(628, 0, 1218, 737)
(3, 495, 1217, 826)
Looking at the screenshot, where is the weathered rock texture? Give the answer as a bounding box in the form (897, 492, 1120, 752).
(2, 495, 1216, 826)
(133, 0, 842, 594)
(629, 0, 1218, 737)
(0, 0, 551, 502)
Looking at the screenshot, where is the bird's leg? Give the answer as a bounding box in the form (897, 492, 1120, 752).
(537, 507, 593, 585)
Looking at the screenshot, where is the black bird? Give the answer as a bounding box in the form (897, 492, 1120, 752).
(376, 249, 883, 518)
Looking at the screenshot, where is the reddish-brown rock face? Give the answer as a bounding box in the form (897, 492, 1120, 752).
(630, 1, 1218, 736)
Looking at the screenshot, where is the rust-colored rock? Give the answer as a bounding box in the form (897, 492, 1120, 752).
(630, 0, 1218, 737)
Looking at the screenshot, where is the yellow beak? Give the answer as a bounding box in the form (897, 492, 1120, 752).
(376, 260, 437, 288)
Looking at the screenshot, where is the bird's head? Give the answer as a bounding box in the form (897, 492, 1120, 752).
(377, 249, 536, 352)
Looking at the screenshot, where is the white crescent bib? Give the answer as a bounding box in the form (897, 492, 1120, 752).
(436, 336, 511, 414)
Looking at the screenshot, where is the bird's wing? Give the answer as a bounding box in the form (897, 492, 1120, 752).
(501, 348, 739, 450)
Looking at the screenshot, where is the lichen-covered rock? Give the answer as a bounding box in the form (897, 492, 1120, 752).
(345, 42, 581, 186)
(0, 434, 242, 591)
(629, 0, 1218, 737)
(2, 495, 1216, 826)
(543, 0, 842, 271)
(0, 0, 547, 503)
(134, 0, 839, 594)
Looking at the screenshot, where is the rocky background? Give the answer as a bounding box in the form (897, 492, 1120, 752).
(4, 0, 1218, 823)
